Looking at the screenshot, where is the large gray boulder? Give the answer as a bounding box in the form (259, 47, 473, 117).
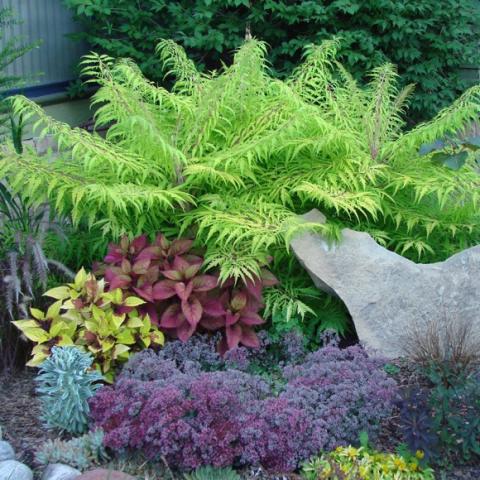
(291, 209, 480, 358)
(0, 460, 33, 480)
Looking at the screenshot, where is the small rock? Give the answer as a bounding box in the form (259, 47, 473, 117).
(41, 463, 82, 480)
(77, 469, 136, 480)
(0, 460, 33, 480)
(0, 441, 14, 462)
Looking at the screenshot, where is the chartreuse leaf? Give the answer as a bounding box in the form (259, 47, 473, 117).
(43, 286, 70, 300)
(30, 308, 45, 320)
(13, 319, 40, 330)
(19, 327, 50, 343)
(126, 317, 144, 328)
(123, 296, 146, 307)
(74, 268, 88, 288)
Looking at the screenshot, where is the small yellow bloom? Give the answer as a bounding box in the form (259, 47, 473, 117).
(346, 446, 358, 458)
(415, 450, 425, 459)
(393, 457, 407, 470)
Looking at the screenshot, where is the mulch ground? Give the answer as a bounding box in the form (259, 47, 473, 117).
(0, 370, 55, 466)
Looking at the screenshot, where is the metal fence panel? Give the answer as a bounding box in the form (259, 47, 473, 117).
(2, 0, 87, 88)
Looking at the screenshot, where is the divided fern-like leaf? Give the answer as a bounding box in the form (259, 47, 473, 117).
(2, 37, 479, 287)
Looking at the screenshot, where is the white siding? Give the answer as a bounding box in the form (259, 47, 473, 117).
(1, 0, 87, 87)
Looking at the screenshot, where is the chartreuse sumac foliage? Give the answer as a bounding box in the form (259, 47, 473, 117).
(35, 429, 109, 471)
(90, 342, 397, 472)
(302, 446, 434, 480)
(2, 39, 479, 288)
(13, 268, 164, 380)
(35, 346, 103, 434)
(97, 234, 278, 351)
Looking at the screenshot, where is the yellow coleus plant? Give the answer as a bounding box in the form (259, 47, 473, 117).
(303, 446, 434, 480)
(13, 268, 164, 380)
(12, 300, 77, 366)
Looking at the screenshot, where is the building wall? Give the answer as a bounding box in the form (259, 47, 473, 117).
(2, 0, 87, 94)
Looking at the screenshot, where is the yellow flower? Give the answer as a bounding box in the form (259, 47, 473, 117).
(393, 457, 407, 470)
(415, 450, 425, 459)
(359, 466, 369, 478)
(409, 462, 418, 471)
(346, 446, 358, 458)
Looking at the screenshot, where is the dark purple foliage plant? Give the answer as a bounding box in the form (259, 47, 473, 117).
(89, 340, 397, 473)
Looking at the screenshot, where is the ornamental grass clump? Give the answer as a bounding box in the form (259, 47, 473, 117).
(90, 341, 397, 472)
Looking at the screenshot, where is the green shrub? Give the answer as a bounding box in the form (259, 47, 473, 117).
(35, 346, 103, 434)
(62, 0, 480, 121)
(2, 39, 480, 333)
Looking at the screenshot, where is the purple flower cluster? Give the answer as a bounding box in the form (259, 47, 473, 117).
(90, 343, 397, 472)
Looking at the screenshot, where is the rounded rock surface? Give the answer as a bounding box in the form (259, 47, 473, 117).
(41, 463, 82, 480)
(76, 469, 135, 480)
(0, 459, 33, 480)
(0, 441, 15, 462)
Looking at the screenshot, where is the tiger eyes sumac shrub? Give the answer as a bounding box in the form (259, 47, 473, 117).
(63, 0, 480, 120)
(89, 342, 398, 472)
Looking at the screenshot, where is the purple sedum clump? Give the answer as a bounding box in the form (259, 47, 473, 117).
(281, 344, 397, 452)
(90, 341, 397, 472)
(120, 334, 224, 380)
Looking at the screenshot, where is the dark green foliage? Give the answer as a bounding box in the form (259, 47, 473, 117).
(0, 9, 52, 371)
(399, 319, 480, 467)
(397, 363, 480, 467)
(420, 133, 480, 170)
(429, 374, 480, 466)
(62, 0, 480, 121)
(395, 388, 439, 461)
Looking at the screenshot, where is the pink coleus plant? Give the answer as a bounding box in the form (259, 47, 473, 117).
(97, 235, 278, 352)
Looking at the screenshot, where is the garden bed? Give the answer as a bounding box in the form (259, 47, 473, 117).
(1, 20, 480, 480)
